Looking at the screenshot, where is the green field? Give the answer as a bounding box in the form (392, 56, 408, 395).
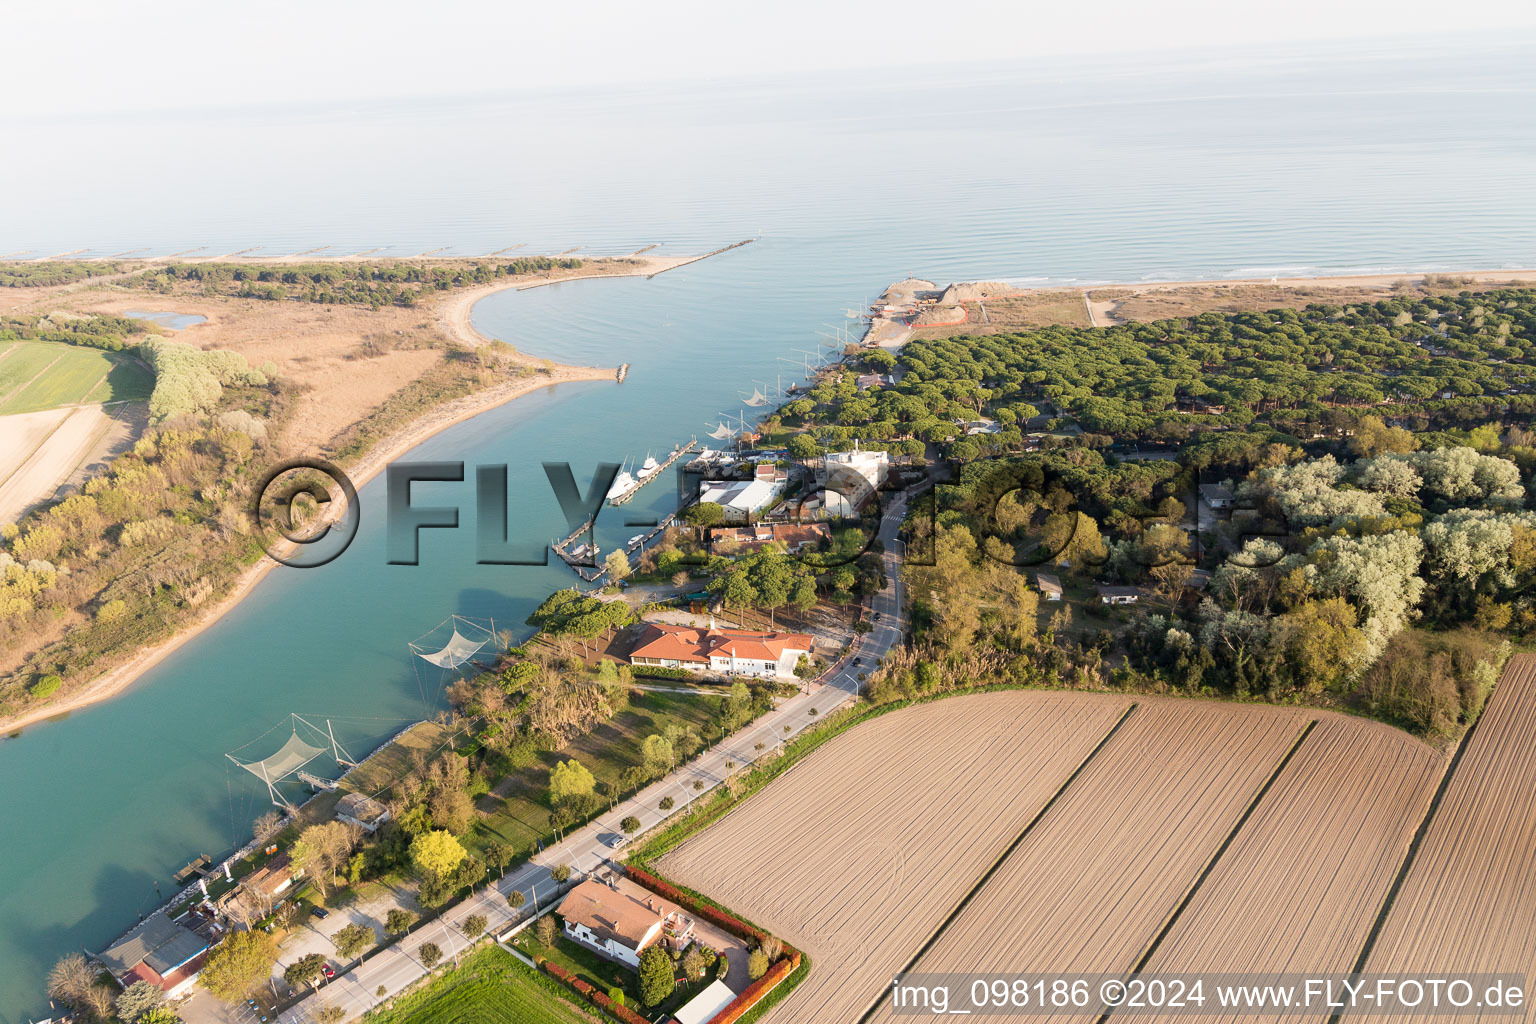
(0, 340, 153, 415)
(364, 945, 598, 1024)
(471, 690, 729, 859)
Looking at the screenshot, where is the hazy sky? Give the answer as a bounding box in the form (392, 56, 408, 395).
(15, 0, 1536, 117)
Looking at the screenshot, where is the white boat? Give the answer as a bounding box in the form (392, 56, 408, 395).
(606, 460, 636, 501)
(636, 451, 659, 480)
(627, 533, 646, 549)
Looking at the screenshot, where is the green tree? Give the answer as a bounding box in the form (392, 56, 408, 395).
(787, 434, 819, 459)
(621, 815, 641, 834)
(484, 842, 515, 878)
(410, 829, 467, 878)
(385, 909, 415, 935)
(200, 929, 279, 1003)
(638, 945, 675, 1007)
(315, 1007, 346, 1024)
(283, 953, 327, 992)
(641, 733, 674, 774)
(682, 502, 725, 529)
(332, 923, 375, 960)
(549, 759, 597, 805)
(418, 943, 443, 969)
(462, 914, 487, 939)
(508, 889, 526, 910)
(683, 945, 710, 982)
(550, 863, 572, 883)
(1285, 598, 1368, 693)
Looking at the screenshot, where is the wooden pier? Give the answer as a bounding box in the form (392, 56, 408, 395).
(608, 438, 698, 506)
(548, 440, 699, 582)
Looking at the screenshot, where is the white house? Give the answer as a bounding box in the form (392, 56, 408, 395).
(557, 880, 693, 968)
(1199, 483, 1235, 510)
(820, 445, 889, 512)
(336, 792, 391, 833)
(698, 464, 787, 521)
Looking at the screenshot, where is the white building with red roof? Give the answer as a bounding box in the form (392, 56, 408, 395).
(628, 620, 812, 680)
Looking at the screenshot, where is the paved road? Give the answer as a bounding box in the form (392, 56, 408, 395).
(280, 495, 908, 1023)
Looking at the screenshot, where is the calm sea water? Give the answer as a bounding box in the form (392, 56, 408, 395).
(2, 37, 1535, 1018)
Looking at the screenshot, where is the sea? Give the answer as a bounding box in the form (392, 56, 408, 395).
(1, 33, 1534, 1019)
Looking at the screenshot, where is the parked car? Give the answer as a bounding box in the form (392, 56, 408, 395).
(321, 963, 336, 979)
(310, 906, 330, 919)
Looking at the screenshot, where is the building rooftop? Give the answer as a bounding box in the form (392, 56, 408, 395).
(558, 879, 673, 951)
(630, 622, 813, 666)
(1035, 572, 1063, 595)
(336, 792, 389, 823)
(98, 912, 209, 980)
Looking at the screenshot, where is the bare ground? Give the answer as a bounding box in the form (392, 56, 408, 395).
(659, 691, 1136, 1024)
(1362, 654, 1536, 1024)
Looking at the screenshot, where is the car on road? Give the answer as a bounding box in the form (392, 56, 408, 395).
(310, 906, 329, 919)
(321, 963, 336, 980)
(853, 657, 863, 666)
(605, 832, 628, 849)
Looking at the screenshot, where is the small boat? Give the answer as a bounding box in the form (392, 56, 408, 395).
(636, 452, 659, 480)
(627, 534, 646, 549)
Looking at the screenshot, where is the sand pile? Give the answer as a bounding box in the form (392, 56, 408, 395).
(939, 281, 1011, 303)
(915, 304, 967, 326)
(880, 278, 936, 305)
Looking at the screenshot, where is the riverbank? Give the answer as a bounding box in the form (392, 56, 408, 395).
(1, 256, 716, 737)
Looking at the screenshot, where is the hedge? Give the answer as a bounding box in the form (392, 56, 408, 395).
(541, 960, 649, 1024)
(710, 957, 798, 1024)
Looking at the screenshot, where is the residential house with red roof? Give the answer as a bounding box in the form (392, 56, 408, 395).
(628, 621, 812, 680)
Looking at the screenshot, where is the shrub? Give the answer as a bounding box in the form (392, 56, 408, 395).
(748, 948, 769, 980)
(30, 674, 62, 698)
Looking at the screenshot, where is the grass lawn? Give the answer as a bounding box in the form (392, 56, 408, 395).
(513, 931, 718, 1019)
(365, 944, 599, 1024)
(0, 340, 153, 414)
(470, 690, 728, 860)
(513, 931, 637, 1000)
